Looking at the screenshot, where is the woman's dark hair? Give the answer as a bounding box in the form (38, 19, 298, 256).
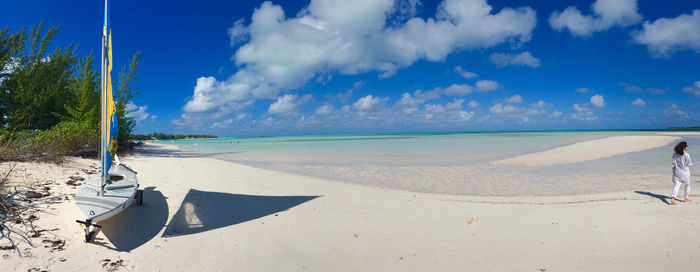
(674, 141, 688, 155)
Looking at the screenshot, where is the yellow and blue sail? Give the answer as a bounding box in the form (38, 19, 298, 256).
(105, 31, 118, 173)
(103, 0, 118, 176)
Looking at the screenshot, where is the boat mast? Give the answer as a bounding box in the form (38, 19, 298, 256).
(100, 0, 108, 196)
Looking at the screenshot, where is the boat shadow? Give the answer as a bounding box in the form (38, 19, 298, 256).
(634, 191, 671, 205)
(95, 186, 169, 252)
(161, 189, 320, 238)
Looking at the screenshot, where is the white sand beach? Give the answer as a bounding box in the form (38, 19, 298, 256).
(2, 142, 699, 271)
(493, 135, 680, 166)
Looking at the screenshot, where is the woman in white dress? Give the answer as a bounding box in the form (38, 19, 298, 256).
(671, 141, 692, 205)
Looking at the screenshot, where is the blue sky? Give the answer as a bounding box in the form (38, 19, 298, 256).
(2, 0, 699, 136)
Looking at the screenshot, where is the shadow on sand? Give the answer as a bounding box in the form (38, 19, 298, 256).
(634, 191, 671, 205)
(95, 187, 169, 252)
(162, 189, 319, 238)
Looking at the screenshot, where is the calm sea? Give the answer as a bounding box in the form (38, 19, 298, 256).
(157, 131, 700, 196)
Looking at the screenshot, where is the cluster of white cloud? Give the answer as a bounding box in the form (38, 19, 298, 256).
(394, 80, 502, 114)
(549, 0, 642, 37)
(682, 81, 700, 97)
(172, 0, 699, 133)
(454, 65, 477, 79)
(619, 82, 669, 94)
(174, 0, 537, 127)
(487, 97, 558, 123)
(576, 88, 593, 94)
(630, 98, 646, 107)
(549, 0, 699, 58)
(489, 52, 540, 68)
(126, 102, 151, 123)
(502, 94, 522, 104)
(631, 10, 700, 57)
(571, 94, 605, 121)
(268, 94, 313, 114)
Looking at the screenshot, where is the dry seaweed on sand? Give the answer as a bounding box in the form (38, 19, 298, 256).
(41, 239, 65, 251)
(101, 258, 126, 272)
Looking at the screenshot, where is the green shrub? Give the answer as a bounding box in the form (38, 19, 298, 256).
(0, 120, 98, 162)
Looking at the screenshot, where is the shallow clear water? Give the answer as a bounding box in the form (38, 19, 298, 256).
(157, 131, 700, 196)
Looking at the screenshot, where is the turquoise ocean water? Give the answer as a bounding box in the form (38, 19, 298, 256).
(157, 131, 700, 196)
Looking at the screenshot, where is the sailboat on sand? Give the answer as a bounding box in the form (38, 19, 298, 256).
(74, 0, 142, 242)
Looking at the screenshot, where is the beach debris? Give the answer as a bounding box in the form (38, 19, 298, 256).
(27, 267, 47, 272)
(59, 257, 67, 262)
(42, 239, 65, 251)
(0, 245, 15, 250)
(466, 215, 480, 225)
(25, 191, 44, 198)
(29, 228, 58, 238)
(66, 180, 81, 186)
(101, 258, 125, 272)
(354, 234, 359, 238)
(70, 175, 86, 181)
(26, 215, 38, 221)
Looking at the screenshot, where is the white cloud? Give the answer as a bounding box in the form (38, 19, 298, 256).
(396, 93, 422, 114)
(487, 99, 556, 124)
(228, 19, 249, 46)
(315, 105, 334, 115)
(268, 94, 312, 114)
(590, 94, 605, 108)
(576, 88, 593, 94)
(475, 80, 501, 92)
(468, 100, 480, 109)
(503, 94, 523, 104)
(631, 98, 646, 107)
(531, 100, 553, 109)
(150, 115, 158, 122)
(549, 0, 642, 37)
(454, 65, 477, 79)
(489, 51, 541, 68)
(441, 84, 474, 95)
(126, 102, 150, 123)
(550, 111, 562, 118)
(489, 103, 515, 114)
(446, 98, 464, 110)
(234, 0, 536, 88)
(571, 103, 598, 121)
(631, 10, 700, 57)
(682, 81, 700, 97)
(353, 95, 387, 111)
(268, 94, 298, 114)
(619, 82, 669, 94)
(212, 119, 235, 129)
(177, 0, 537, 127)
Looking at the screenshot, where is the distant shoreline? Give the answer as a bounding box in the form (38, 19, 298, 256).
(211, 128, 683, 140)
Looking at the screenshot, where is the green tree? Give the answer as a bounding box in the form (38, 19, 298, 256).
(3, 23, 78, 130)
(63, 52, 99, 128)
(0, 27, 25, 125)
(113, 51, 141, 149)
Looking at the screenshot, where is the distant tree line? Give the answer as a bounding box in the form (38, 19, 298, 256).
(131, 133, 217, 140)
(668, 127, 700, 130)
(0, 23, 141, 161)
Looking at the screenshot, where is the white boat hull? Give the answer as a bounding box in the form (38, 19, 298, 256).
(75, 165, 139, 223)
